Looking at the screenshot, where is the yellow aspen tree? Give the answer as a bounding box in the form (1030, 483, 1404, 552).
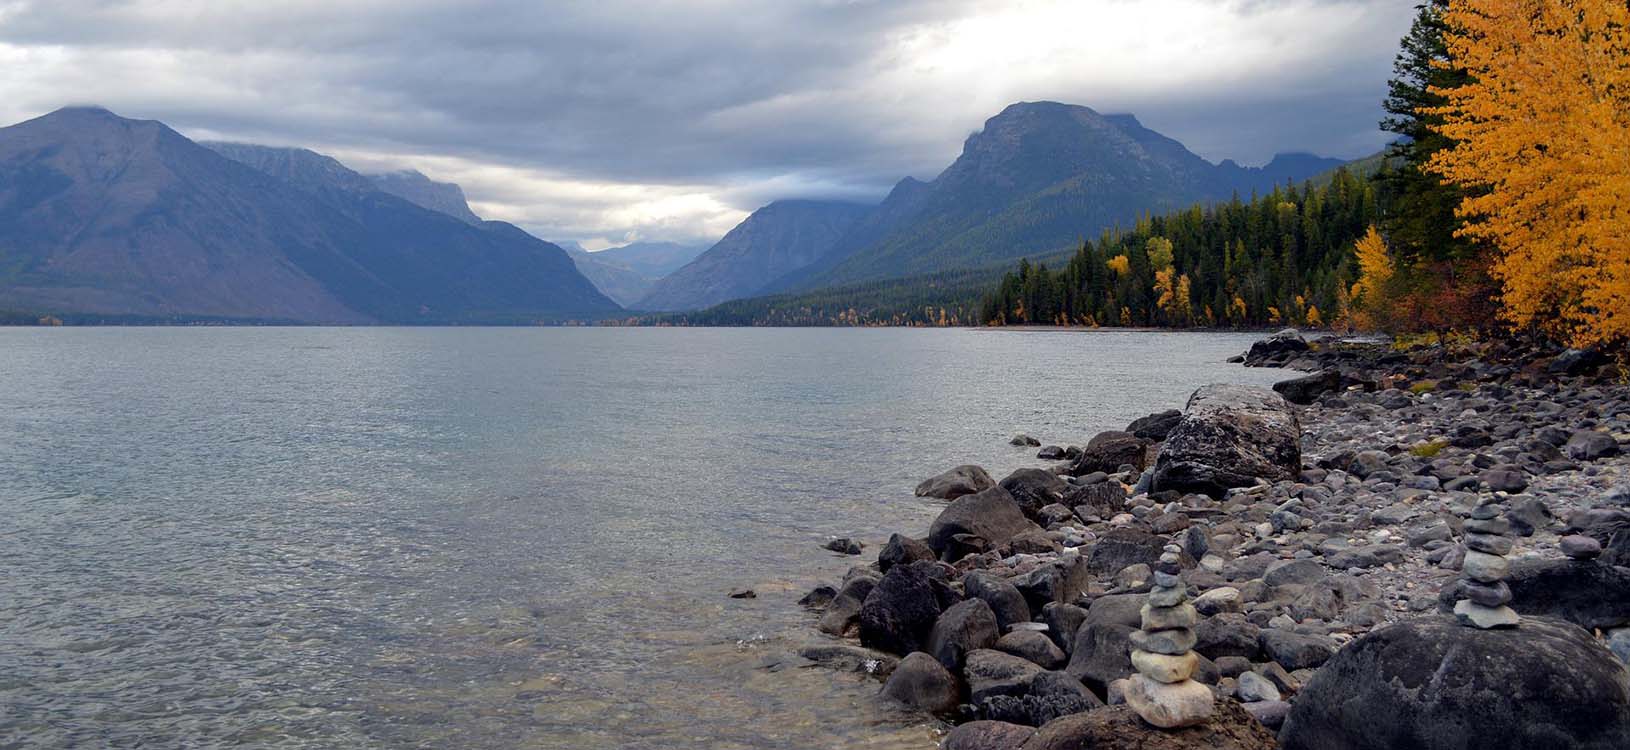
(1351, 226, 1396, 330)
(1106, 255, 1131, 276)
(1430, 0, 1630, 347)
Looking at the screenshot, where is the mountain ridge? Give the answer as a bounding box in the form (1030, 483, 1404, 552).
(0, 107, 618, 323)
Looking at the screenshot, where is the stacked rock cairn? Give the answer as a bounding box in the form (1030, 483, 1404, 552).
(1125, 543, 1214, 728)
(1454, 498, 1521, 629)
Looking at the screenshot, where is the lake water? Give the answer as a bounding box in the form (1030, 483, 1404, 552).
(0, 327, 1290, 749)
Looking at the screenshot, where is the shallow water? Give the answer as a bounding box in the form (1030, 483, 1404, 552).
(0, 327, 1289, 748)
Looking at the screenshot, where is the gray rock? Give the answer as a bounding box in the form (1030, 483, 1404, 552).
(966, 571, 1034, 632)
(824, 537, 862, 555)
(996, 629, 1067, 670)
(964, 648, 1045, 703)
(1273, 370, 1342, 405)
(1279, 616, 1630, 750)
(1086, 529, 1166, 576)
(1152, 384, 1302, 498)
(926, 486, 1039, 562)
(1258, 629, 1338, 671)
(1195, 613, 1262, 660)
(859, 563, 943, 655)
(1066, 623, 1135, 696)
(879, 651, 961, 714)
(927, 598, 1000, 670)
(942, 720, 1034, 750)
(1439, 557, 1630, 630)
(1071, 433, 1150, 476)
(916, 464, 996, 500)
(1041, 602, 1088, 654)
(1126, 409, 1183, 441)
(1001, 468, 1071, 520)
(1480, 466, 1529, 493)
(1236, 670, 1281, 702)
(877, 533, 934, 573)
(1562, 534, 1603, 560)
(1567, 430, 1621, 460)
(1264, 559, 1327, 587)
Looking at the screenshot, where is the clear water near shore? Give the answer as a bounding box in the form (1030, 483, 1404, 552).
(0, 327, 1290, 749)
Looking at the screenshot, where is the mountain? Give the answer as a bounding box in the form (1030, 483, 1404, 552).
(366, 169, 483, 225)
(560, 245, 661, 307)
(778, 102, 1346, 291)
(634, 200, 871, 311)
(0, 107, 617, 323)
(589, 241, 708, 278)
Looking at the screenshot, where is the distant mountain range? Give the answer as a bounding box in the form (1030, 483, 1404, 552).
(557, 241, 707, 307)
(0, 102, 1349, 322)
(647, 101, 1347, 311)
(0, 107, 617, 323)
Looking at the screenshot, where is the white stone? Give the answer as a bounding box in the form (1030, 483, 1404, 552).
(1124, 674, 1215, 728)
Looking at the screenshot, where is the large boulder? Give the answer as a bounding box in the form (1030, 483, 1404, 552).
(877, 533, 934, 573)
(817, 573, 879, 636)
(1273, 370, 1342, 405)
(1126, 409, 1184, 441)
(927, 598, 1000, 670)
(1001, 468, 1071, 520)
(1012, 555, 1092, 613)
(1279, 615, 1630, 750)
(1438, 557, 1630, 630)
(1243, 328, 1310, 365)
(965, 648, 1046, 703)
(1153, 384, 1302, 498)
(879, 652, 961, 714)
(927, 486, 1040, 562)
(1071, 433, 1150, 476)
(1022, 701, 1277, 750)
(859, 563, 943, 655)
(916, 464, 996, 500)
(1064, 481, 1127, 519)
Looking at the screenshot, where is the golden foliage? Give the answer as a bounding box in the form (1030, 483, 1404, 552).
(1430, 0, 1630, 347)
(1350, 225, 1396, 330)
(1106, 254, 1131, 276)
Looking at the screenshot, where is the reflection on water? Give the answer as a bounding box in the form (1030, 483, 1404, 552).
(0, 327, 1287, 748)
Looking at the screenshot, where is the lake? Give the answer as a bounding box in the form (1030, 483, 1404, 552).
(0, 327, 1290, 748)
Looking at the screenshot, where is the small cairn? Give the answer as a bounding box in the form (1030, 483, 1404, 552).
(1453, 498, 1520, 629)
(1124, 543, 1214, 728)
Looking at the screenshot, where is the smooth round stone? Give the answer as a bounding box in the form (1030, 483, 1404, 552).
(1454, 599, 1521, 629)
(1470, 502, 1502, 520)
(1130, 627, 1197, 656)
(1462, 550, 1510, 583)
(1141, 602, 1199, 630)
(1154, 560, 1182, 575)
(1159, 551, 1182, 565)
(1465, 532, 1514, 556)
(1147, 584, 1186, 608)
(1131, 648, 1197, 684)
(1124, 673, 1215, 728)
(1461, 579, 1513, 607)
(1163, 544, 1183, 554)
(1465, 517, 1511, 535)
(1152, 571, 1182, 588)
(1561, 535, 1603, 560)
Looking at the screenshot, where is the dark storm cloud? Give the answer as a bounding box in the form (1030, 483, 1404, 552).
(0, 0, 1415, 245)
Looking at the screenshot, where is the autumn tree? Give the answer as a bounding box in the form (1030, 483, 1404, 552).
(1350, 226, 1397, 331)
(1429, 0, 1630, 347)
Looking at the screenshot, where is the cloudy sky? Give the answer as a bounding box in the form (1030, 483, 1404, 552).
(0, 0, 1415, 250)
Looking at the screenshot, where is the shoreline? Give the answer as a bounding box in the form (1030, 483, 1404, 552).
(792, 329, 1630, 746)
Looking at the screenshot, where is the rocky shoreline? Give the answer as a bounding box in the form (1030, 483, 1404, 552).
(793, 329, 1630, 749)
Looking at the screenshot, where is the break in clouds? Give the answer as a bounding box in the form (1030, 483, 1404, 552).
(0, 0, 1414, 249)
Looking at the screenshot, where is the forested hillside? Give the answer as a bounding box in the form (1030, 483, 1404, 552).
(979, 168, 1377, 327)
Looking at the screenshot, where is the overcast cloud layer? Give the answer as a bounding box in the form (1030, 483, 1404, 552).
(0, 0, 1415, 249)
